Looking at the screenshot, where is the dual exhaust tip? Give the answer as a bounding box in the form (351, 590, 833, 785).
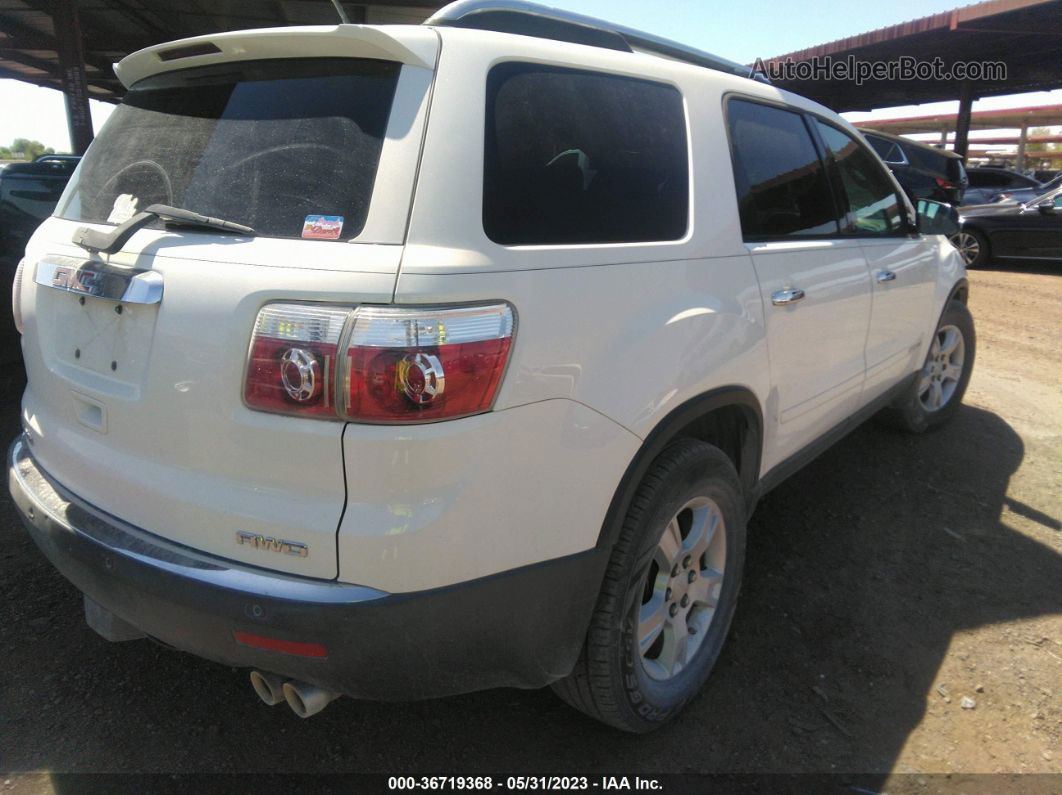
(249, 670, 339, 718)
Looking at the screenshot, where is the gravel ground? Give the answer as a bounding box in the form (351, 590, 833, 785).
(0, 264, 1059, 789)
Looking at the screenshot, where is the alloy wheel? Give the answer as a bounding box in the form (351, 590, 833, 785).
(918, 324, 965, 412)
(950, 232, 980, 265)
(637, 497, 726, 680)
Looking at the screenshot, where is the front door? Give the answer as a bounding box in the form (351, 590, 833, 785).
(993, 194, 1062, 259)
(810, 118, 938, 401)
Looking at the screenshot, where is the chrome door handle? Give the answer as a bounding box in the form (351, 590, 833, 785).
(876, 270, 897, 283)
(771, 288, 806, 306)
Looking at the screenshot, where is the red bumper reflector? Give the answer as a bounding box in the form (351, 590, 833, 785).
(234, 630, 328, 658)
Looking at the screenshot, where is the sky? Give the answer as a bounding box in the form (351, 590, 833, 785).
(2, 0, 1060, 152)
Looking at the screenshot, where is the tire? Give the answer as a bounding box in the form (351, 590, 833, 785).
(551, 438, 746, 733)
(879, 299, 976, 434)
(950, 228, 989, 268)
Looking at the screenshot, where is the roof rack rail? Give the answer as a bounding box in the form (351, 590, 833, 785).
(425, 0, 767, 83)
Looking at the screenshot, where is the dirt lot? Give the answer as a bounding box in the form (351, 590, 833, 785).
(0, 264, 1059, 789)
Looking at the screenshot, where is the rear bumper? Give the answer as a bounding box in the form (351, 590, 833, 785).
(9, 436, 606, 700)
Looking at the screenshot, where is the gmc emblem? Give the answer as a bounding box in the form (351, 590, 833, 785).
(236, 531, 308, 558)
(52, 265, 105, 296)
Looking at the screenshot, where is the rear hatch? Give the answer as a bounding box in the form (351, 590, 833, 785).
(17, 26, 438, 579)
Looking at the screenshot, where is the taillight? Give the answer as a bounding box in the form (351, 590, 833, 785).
(12, 258, 25, 334)
(243, 302, 515, 424)
(244, 303, 349, 418)
(345, 304, 514, 423)
(935, 177, 958, 190)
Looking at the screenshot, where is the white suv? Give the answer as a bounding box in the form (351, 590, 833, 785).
(9, 1, 974, 732)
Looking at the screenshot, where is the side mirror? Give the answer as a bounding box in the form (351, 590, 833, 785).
(1036, 201, 1056, 215)
(915, 199, 960, 236)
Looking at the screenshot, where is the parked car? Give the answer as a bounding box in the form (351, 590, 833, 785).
(860, 129, 967, 205)
(1032, 169, 1060, 183)
(0, 154, 80, 261)
(991, 172, 1062, 205)
(950, 186, 1062, 266)
(9, 0, 974, 733)
(962, 167, 1042, 206)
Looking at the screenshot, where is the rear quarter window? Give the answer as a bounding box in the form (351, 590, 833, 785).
(483, 62, 689, 246)
(905, 145, 950, 176)
(865, 135, 906, 165)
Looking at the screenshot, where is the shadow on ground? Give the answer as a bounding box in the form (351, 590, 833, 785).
(0, 347, 1058, 779)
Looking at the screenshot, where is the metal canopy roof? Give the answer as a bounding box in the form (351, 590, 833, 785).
(764, 0, 1062, 111)
(0, 1, 444, 102)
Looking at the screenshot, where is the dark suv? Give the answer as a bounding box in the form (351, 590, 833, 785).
(0, 154, 80, 262)
(860, 129, 967, 206)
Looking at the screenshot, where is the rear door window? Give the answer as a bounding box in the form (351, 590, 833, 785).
(725, 99, 839, 239)
(483, 62, 689, 245)
(58, 58, 400, 241)
(814, 121, 903, 236)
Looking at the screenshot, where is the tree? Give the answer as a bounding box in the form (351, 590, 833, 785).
(1024, 126, 1060, 170)
(1025, 127, 1057, 155)
(8, 138, 54, 160)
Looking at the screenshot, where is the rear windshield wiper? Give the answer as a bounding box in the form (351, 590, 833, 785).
(72, 204, 255, 254)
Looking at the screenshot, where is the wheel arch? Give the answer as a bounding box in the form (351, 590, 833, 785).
(594, 386, 763, 552)
(948, 276, 970, 305)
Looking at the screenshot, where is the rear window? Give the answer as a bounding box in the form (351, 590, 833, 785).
(58, 58, 400, 240)
(905, 145, 951, 176)
(483, 62, 689, 246)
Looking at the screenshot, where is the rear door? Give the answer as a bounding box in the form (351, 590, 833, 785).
(726, 98, 871, 468)
(812, 119, 936, 401)
(18, 35, 437, 579)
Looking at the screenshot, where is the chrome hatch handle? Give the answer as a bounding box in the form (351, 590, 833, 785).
(33, 256, 163, 305)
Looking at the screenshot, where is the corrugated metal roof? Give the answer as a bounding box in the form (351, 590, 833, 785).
(762, 0, 1062, 110)
(0, 1, 443, 101)
(771, 0, 1055, 61)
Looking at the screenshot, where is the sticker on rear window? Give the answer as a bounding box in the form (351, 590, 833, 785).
(107, 194, 139, 224)
(302, 215, 344, 240)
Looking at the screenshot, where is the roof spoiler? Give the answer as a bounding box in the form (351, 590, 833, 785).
(115, 25, 438, 89)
